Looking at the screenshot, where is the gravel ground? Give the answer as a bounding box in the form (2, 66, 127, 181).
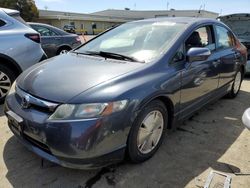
(1, 78, 250, 188)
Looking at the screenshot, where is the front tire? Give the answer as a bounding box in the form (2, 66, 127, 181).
(228, 70, 243, 98)
(127, 100, 168, 163)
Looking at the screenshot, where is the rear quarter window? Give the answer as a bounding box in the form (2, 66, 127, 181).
(0, 19, 6, 27)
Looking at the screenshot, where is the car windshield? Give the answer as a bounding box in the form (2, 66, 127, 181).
(75, 21, 187, 62)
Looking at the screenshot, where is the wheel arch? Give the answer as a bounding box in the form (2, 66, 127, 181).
(56, 45, 72, 55)
(0, 54, 22, 77)
(137, 95, 175, 130)
(240, 64, 245, 77)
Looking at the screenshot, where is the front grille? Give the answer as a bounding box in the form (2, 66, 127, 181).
(15, 94, 52, 113)
(23, 133, 52, 155)
(15, 87, 58, 113)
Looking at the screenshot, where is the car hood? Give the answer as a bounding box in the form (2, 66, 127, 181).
(17, 53, 144, 103)
(219, 14, 250, 40)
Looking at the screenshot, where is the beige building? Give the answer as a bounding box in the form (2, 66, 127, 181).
(38, 9, 219, 34)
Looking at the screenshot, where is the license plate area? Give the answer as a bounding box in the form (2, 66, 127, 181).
(6, 111, 24, 135)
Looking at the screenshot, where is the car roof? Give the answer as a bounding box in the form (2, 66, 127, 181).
(0, 8, 19, 16)
(28, 22, 71, 35)
(132, 17, 219, 25)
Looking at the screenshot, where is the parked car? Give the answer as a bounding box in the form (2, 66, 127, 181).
(219, 14, 250, 74)
(29, 22, 82, 58)
(0, 8, 46, 103)
(242, 108, 250, 130)
(63, 25, 76, 34)
(4, 17, 247, 169)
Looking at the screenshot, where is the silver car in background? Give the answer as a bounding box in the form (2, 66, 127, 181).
(219, 14, 250, 74)
(242, 108, 250, 130)
(0, 8, 46, 102)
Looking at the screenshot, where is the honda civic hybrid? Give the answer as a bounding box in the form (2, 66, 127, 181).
(4, 17, 247, 169)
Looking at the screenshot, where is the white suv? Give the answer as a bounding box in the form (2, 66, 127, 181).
(0, 8, 46, 102)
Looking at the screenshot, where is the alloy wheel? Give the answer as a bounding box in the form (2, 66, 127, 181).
(0, 71, 11, 98)
(60, 49, 69, 54)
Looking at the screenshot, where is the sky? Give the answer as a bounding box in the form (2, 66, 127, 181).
(35, 0, 250, 15)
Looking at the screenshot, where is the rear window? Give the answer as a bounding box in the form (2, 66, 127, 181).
(0, 19, 6, 27)
(10, 13, 26, 25)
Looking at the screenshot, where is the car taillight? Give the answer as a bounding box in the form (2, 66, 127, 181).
(76, 36, 82, 42)
(25, 33, 41, 43)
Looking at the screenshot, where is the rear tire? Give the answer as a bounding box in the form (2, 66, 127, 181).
(0, 65, 16, 103)
(127, 100, 168, 163)
(227, 70, 243, 98)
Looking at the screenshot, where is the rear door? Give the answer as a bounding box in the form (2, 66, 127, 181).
(213, 25, 238, 87)
(31, 25, 61, 57)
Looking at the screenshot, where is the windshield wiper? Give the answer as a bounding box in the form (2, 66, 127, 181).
(75, 51, 144, 63)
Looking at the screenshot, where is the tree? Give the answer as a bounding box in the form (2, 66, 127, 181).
(0, 0, 39, 21)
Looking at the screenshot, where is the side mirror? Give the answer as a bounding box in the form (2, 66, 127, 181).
(187, 47, 211, 63)
(242, 108, 250, 130)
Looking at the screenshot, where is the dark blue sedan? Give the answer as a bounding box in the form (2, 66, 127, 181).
(4, 17, 247, 169)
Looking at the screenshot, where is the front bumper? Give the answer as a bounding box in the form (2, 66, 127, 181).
(4, 93, 130, 169)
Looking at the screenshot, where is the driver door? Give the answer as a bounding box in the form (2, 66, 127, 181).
(179, 25, 221, 119)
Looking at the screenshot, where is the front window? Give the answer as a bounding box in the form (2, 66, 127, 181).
(75, 21, 187, 62)
(185, 25, 216, 52)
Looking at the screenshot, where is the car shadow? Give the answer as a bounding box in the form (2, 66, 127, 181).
(0, 104, 5, 117)
(2, 90, 250, 188)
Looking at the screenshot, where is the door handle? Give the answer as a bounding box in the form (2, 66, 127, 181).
(213, 59, 220, 67)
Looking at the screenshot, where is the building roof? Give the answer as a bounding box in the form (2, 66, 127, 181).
(91, 9, 219, 19)
(39, 9, 130, 22)
(38, 9, 219, 22)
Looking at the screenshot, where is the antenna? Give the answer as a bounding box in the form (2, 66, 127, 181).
(220, 9, 223, 16)
(197, 5, 202, 17)
(134, 3, 136, 10)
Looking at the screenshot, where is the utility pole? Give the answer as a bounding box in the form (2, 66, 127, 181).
(167, 1, 169, 10)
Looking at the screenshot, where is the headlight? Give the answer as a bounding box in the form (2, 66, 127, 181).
(8, 81, 16, 95)
(49, 100, 128, 120)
